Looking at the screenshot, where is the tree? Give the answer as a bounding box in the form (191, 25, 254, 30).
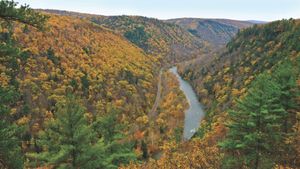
(93, 107, 137, 168)
(0, 1, 48, 168)
(141, 140, 148, 159)
(273, 61, 299, 166)
(274, 61, 297, 133)
(220, 74, 286, 169)
(28, 94, 107, 169)
(0, 0, 48, 29)
(81, 73, 90, 96)
(0, 87, 23, 169)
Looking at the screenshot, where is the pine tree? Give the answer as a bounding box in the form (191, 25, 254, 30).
(0, 0, 48, 29)
(28, 94, 107, 169)
(0, 1, 48, 167)
(273, 61, 299, 166)
(220, 74, 286, 169)
(274, 61, 297, 132)
(93, 107, 137, 168)
(0, 87, 23, 169)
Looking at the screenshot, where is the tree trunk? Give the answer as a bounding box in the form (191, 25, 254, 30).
(255, 151, 259, 169)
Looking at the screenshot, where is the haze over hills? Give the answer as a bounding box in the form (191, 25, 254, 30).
(167, 18, 254, 47)
(247, 20, 268, 24)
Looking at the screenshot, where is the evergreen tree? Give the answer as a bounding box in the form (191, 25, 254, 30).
(220, 74, 286, 169)
(93, 107, 137, 168)
(274, 61, 298, 132)
(273, 61, 299, 166)
(28, 95, 107, 169)
(0, 0, 48, 29)
(0, 87, 23, 169)
(0, 1, 48, 167)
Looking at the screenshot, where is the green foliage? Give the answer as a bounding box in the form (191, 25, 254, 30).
(0, 33, 24, 86)
(0, 31, 26, 169)
(174, 127, 183, 143)
(28, 94, 107, 169)
(81, 73, 89, 96)
(219, 63, 299, 168)
(219, 74, 285, 168)
(0, 0, 48, 29)
(274, 61, 298, 132)
(141, 140, 148, 159)
(124, 26, 150, 49)
(0, 1, 48, 166)
(0, 87, 24, 169)
(272, 61, 300, 166)
(93, 108, 137, 168)
(46, 47, 59, 65)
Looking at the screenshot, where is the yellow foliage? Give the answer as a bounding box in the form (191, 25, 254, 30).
(231, 88, 240, 97)
(223, 67, 230, 73)
(136, 115, 149, 125)
(17, 116, 30, 125)
(0, 73, 10, 87)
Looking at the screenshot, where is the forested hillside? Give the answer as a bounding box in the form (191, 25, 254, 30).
(0, 2, 159, 168)
(179, 19, 299, 121)
(125, 19, 300, 169)
(13, 14, 158, 120)
(175, 19, 300, 168)
(167, 18, 253, 47)
(40, 10, 206, 64)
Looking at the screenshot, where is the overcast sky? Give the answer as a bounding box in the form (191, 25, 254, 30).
(15, 0, 300, 21)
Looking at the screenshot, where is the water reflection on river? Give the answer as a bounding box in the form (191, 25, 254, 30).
(169, 67, 205, 140)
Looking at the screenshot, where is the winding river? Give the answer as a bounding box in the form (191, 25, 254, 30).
(169, 67, 205, 140)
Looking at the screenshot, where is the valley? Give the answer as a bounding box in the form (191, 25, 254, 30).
(0, 1, 299, 169)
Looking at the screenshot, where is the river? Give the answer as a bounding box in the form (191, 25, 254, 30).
(169, 66, 205, 140)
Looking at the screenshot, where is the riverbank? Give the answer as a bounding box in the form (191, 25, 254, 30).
(145, 70, 188, 157)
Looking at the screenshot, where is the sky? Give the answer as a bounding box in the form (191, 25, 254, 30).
(15, 0, 300, 21)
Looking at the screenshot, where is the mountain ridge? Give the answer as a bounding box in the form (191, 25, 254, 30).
(167, 18, 254, 47)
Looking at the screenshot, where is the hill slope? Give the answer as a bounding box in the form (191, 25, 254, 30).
(179, 18, 300, 166)
(167, 18, 253, 47)
(8, 14, 159, 134)
(179, 19, 299, 115)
